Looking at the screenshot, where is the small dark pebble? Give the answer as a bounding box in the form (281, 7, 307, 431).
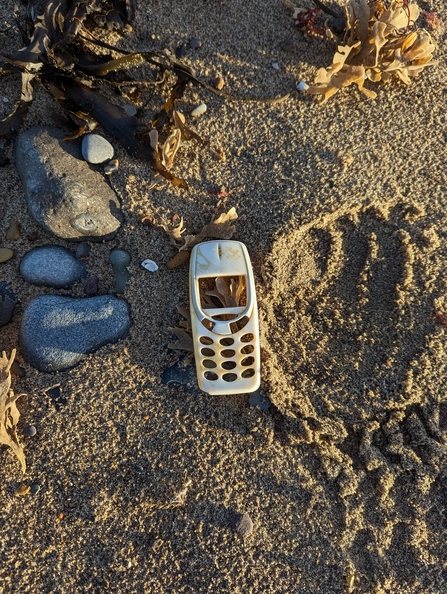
(47, 385, 67, 410)
(24, 425, 37, 437)
(27, 232, 39, 241)
(189, 37, 201, 49)
(249, 392, 271, 410)
(11, 360, 26, 377)
(75, 242, 91, 259)
(279, 39, 295, 53)
(328, 17, 346, 34)
(0, 281, 17, 327)
(161, 360, 198, 393)
(0, 146, 8, 167)
(231, 513, 253, 537)
(30, 484, 40, 495)
(175, 44, 188, 58)
(84, 275, 99, 296)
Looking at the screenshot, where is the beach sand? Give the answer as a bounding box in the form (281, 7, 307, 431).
(1, 0, 447, 592)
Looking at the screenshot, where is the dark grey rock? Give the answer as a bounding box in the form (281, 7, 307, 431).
(24, 425, 37, 437)
(249, 392, 271, 410)
(81, 134, 114, 164)
(231, 513, 253, 537)
(14, 127, 123, 241)
(20, 246, 87, 288)
(161, 360, 198, 393)
(46, 385, 66, 410)
(75, 242, 91, 259)
(20, 294, 132, 372)
(176, 44, 188, 58)
(84, 275, 99, 296)
(0, 282, 17, 326)
(189, 37, 201, 49)
(110, 248, 131, 293)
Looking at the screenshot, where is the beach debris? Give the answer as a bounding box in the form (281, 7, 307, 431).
(296, 80, 309, 92)
(0, 248, 13, 263)
(231, 512, 254, 537)
(422, 10, 444, 35)
(141, 259, 159, 272)
(166, 251, 190, 269)
(14, 484, 30, 496)
(104, 158, 119, 175)
(24, 425, 37, 437)
(191, 103, 207, 117)
(20, 246, 87, 288)
(0, 282, 17, 327)
(306, 0, 437, 102)
(5, 220, 20, 240)
(30, 483, 40, 495)
(0, 349, 26, 472)
(163, 207, 238, 252)
(110, 248, 131, 293)
(81, 134, 114, 164)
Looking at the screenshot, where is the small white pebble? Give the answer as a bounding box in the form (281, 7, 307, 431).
(297, 80, 309, 92)
(141, 259, 158, 272)
(2, 97, 9, 103)
(191, 103, 207, 117)
(272, 62, 279, 70)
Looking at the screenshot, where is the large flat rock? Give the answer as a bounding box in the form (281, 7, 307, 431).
(20, 295, 132, 372)
(14, 127, 123, 241)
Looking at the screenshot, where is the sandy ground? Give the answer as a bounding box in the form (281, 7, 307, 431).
(1, 0, 447, 592)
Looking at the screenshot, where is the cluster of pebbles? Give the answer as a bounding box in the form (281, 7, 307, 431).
(1, 127, 133, 372)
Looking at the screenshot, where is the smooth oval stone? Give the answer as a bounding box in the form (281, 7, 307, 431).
(231, 513, 253, 537)
(81, 134, 114, 164)
(20, 246, 87, 288)
(249, 392, 271, 410)
(141, 259, 158, 272)
(14, 127, 123, 241)
(0, 282, 17, 326)
(20, 294, 132, 372)
(191, 103, 207, 117)
(110, 248, 131, 293)
(84, 275, 99, 296)
(0, 248, 13, 263)
(24, 425, 37, 437)
(189, 37, 201, 49)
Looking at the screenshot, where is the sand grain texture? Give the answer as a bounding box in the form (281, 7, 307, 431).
(1, 0, 447, 592)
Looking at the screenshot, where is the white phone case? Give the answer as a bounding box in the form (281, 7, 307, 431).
(189, 240, 261, 395)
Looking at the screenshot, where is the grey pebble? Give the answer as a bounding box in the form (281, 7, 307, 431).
(75, 242, 91, 259)
(110, 248, 131, 293)
(84, 275, 99, 296)
(30, 484, 40, 495)
(20, 246, 87, 289)
(123, 104, 137, 117)
(189, 37, 201, 49)
(81, 134, 114, 164)
(231, 513, 253, 537)
(249, 392, 271, 410)
(14, 127, 123, 241)
(24, 425, 37, 437)
(20, 294, 132, 372)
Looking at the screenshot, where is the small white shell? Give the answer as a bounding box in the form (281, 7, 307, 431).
(191, 103, 207, 117)
(104, 159, 119, 174)
(296, 80, 309, 92)
(272, 62, 279, 70)
(141, 259, 159, 272)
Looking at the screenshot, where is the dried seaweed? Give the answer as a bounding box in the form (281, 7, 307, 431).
(307, 0, 437, 102)
(0, 350, 26, 472)
(0, 1, 290, 188)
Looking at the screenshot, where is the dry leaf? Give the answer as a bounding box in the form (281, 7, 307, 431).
(307, 0, 437, 102)
(179, 207, 238, 251)
(0, 350, 26, 472)
(162, 128, 182, 169)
